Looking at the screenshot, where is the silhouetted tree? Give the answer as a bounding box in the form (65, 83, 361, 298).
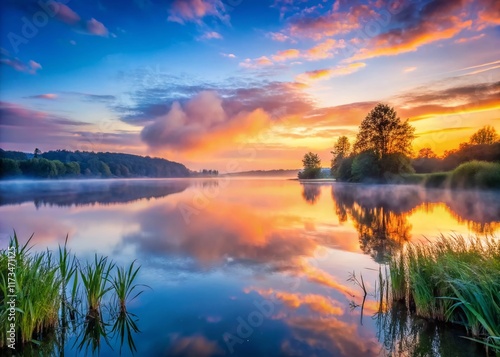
(331, 136, 351, 179)
(34, 148, 41, 158)
(469, 125, 498, 145)
(354, 103, 415, 158)
(417, 147, 437, 159)
(299, 152, 322, 179)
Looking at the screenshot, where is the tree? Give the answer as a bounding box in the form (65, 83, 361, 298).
(470, 125, 498, 145)
(331, 136, 351, 179)
(0, 158, 22, 177)
(351, 151, 379, 181)
(299, 152, 322, 179)
(354, 103, 415, 158)
(417, 147, 437, 159)
(34, 148, 41, 158)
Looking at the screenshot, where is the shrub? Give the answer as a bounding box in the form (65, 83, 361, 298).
(449, 161, 500, 189)
(423, 172, 450, 188)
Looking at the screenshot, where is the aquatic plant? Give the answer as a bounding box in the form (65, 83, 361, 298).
(0, 232, 144, 353)
(80, 254, 115, 317)
(387, 235, 500, 352)
(111, 260, 147, 313)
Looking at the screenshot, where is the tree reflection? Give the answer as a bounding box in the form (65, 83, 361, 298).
(355, 207, 411, 263)
(0, 179, 189, 208)
(301, 184, 321, 205)
(332, 185, 415, 262)
(331, 184, 500, 262)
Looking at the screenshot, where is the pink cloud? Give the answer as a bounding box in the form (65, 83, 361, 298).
(454, 33, 485, 44)
(0, 57, 42, 74)
(167, 0, 228, 24)
(86, 18, 109, 37)
(267, 32, 291, 42)
(239, 56, 274, 69)
(28, 93, 58, 100)
(55, 3, 81, 25)
(199, 31, 223, 40)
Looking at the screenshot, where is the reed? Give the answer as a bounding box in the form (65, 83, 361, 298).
(1, 233, 144, 351)
(111, 260, 147, 313)
(0, 234, 61, 346)
(80, 254, 115, 317)
(387, 234, 500, 352)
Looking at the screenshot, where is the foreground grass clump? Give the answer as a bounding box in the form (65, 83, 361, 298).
(389, 235, 500, 352)
(0, 233, 145, 351)
(0, 235, 61, 346)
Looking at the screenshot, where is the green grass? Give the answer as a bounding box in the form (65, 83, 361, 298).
(449, 161, 500, 189)
(111, 260, 148, 313)
(0, 232, 145, 351)
(388, 235, 500, 352)
(80, 254, 115, 317)
(400, 161, 500, 190)
(0, 234, 61, 346)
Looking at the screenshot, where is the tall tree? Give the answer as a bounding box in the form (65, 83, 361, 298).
(353, 103, 415, 158)
(34, 148, 41, 158)
(331, 136, 351, 179)
(469, 125, 498, 145)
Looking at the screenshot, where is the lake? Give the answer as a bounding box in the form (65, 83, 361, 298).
(1, 178, 498, 356)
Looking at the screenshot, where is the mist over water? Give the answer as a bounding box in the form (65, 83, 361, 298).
(1, 178, 497, 356)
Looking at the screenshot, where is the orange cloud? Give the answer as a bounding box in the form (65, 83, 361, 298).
(272, 49, 300, 62)
(251, 288, 344, 316)
(298, 260, 357, 297)
(403, 66, 417, 73)
(350, 17, 472, 61)
(477, 0, 500, 27)
(239, 56, 273, 68)
(141, 91, 274, 154)
(296, 63, 366, 82)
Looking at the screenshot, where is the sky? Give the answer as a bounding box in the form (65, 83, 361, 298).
(1, 0, 499, 171)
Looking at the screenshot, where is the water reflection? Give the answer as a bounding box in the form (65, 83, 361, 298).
(375, 302, 486, 356)
(301, 184, 321, 205)
(0, 179, 189, 208)
(1, 179, 497, 356)
(330, 184, 500, 262)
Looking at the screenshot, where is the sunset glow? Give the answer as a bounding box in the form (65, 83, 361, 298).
(1, 0, 499, 170)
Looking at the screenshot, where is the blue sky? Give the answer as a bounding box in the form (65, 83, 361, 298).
(1, 0, 499, 170)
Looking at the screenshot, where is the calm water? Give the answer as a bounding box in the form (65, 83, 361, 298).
(1, 178, 499, 356)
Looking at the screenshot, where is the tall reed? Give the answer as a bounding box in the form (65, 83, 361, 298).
(80, 254, 115, 317)
(387, 235, 500, 352)
(1, 233, 145, 352)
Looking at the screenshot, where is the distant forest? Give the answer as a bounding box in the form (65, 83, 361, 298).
(0, 149, 190, 179)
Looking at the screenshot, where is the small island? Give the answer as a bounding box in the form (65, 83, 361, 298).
(298, 103, 500, 190)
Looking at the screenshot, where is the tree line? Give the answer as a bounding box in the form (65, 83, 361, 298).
(299, 103, 500, 181)
(0, 149, 191, 179)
